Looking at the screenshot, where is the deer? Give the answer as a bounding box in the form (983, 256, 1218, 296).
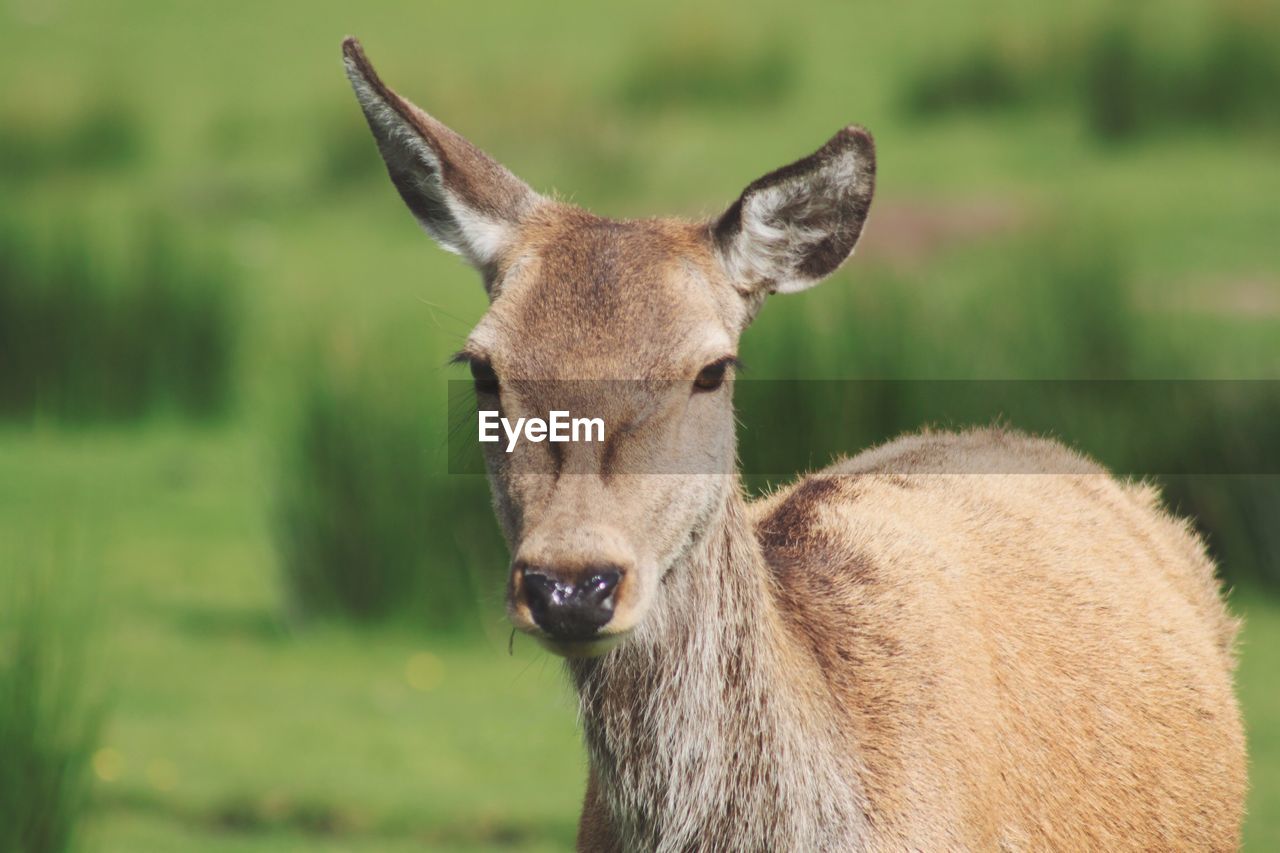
(341, 37, 1246, 851)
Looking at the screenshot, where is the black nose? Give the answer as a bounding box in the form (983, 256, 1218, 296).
(520, 566, 622, 640)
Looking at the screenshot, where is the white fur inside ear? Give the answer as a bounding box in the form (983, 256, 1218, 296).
(727, 184, 828, 294)
(720, 145, 866, 295)
(451, 206, 514, 267)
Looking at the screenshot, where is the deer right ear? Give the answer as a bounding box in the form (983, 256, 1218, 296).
(342, 37, 542, 277)
(713, 126, 875, 298)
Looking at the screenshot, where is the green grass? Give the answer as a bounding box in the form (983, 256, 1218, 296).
(274, 344, 506, 629)
(0, 428, 582, 851)
(0, 216, 237, 422)
(1238, 587, 1280, 850)
(901, 3, 1280, 140)
(0, 0, 1277, 848)
(0, 559, 104, 853)
(1, 428, 1277, 848)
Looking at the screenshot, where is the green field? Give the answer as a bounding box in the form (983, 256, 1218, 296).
(2, 429, 1278, 848)
(0, 427, 584, 851)
(2, 0, 1277, 849)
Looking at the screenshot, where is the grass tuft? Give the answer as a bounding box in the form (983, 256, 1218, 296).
(274, 344, 507, 633)
(0, 103, 145, 182)
(903, 5, 1280, 140)
(902, 39, 1045, 116)
(0, 215, 238, 422)
(0, 563, 105, 853)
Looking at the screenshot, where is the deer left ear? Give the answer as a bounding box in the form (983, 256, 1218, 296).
(713, 126, 875, 296)
(342, 37, 542, 278)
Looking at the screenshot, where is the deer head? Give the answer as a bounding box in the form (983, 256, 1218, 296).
(343, 37, 875, 656)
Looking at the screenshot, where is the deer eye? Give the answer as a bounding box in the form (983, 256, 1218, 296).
(693, 358, 733, 393)
(470, 359, 500, 395)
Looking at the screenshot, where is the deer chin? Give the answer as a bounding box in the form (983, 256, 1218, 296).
(535, 631, 631, 659)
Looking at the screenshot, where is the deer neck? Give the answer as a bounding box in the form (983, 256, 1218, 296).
(567, 478, 871, 851)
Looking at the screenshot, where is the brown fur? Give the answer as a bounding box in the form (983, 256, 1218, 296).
(342, 38, 1247, 851)
(750, 430, 1244, 849)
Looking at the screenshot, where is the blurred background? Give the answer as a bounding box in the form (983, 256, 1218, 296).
(1, 0, 1277, 849)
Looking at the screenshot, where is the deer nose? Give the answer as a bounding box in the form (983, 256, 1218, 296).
(519, 565, 622, 640)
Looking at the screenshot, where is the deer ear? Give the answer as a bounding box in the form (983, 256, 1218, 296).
(342, 37, 542, 275)
(713, 126, 875, 296)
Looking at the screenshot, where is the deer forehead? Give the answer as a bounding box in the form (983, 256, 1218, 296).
(469, 209, 741, 379)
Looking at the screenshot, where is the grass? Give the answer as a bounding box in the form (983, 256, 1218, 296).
(616, 22, 796, 113)
(1, 428, 1277, 848)
(0, 560, 105, 853)
(902, 3, 1280, 140)
(0, 428, 580, 851)
(0, 102, 144, 182)
(274, 343, 506, 629)
(0, 217, 238, 422)
(0, 0, 1276, 848)
(1238, 587, 1280, 849)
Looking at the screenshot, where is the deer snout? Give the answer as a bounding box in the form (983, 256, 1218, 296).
(517, 563, 622, 641)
